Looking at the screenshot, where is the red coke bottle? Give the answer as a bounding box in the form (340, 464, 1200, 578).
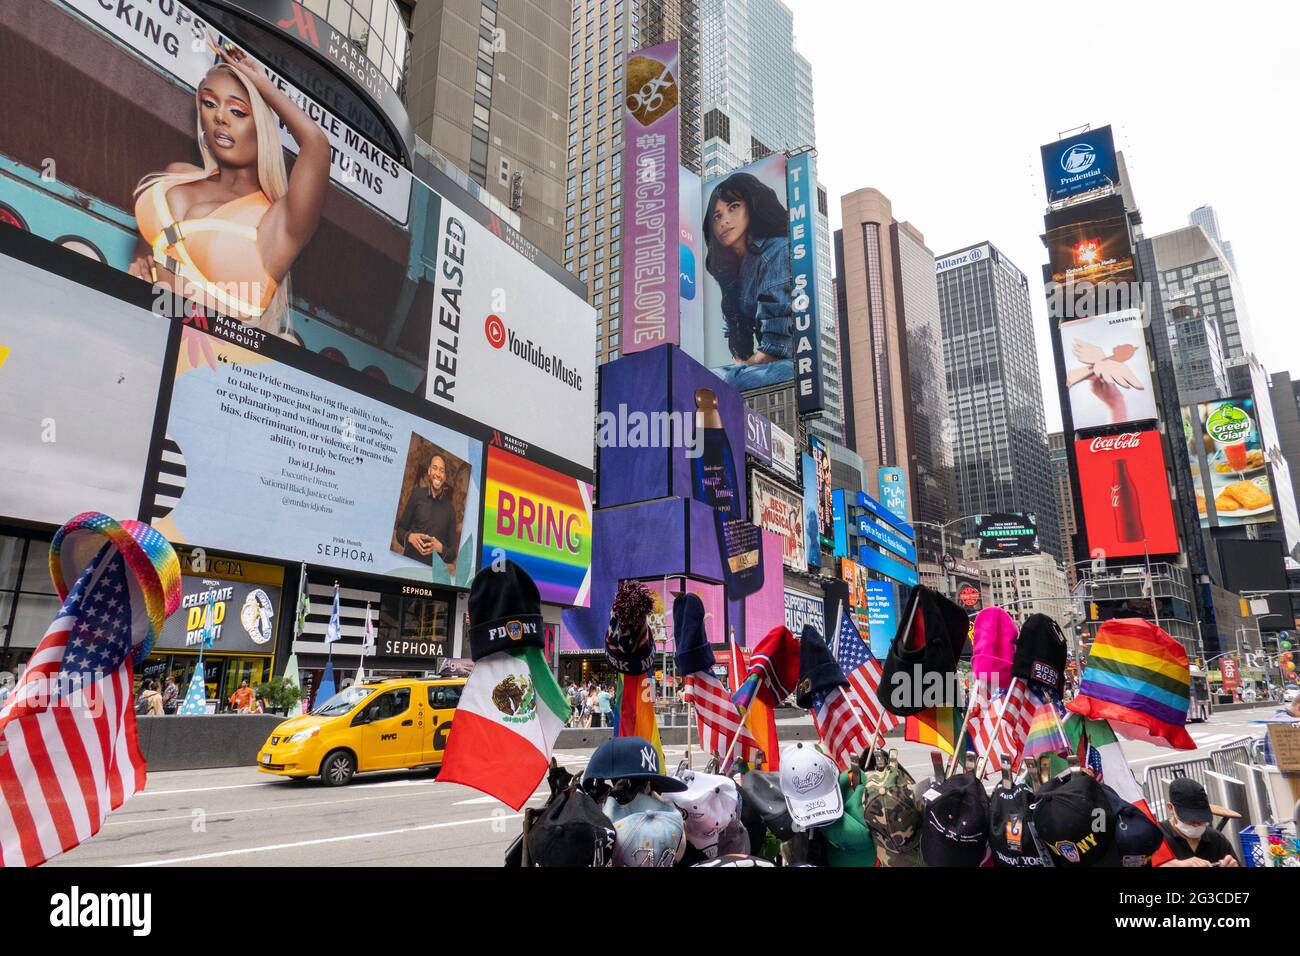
(1110, 460, 1145, 542)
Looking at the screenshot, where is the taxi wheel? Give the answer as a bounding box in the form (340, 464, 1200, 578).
(321, 750, 356, 786)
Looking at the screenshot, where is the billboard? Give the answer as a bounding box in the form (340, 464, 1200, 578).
(1184, 396, 1276, 528)
(864, 580, 898, 659)
(786, 151, 824, 413)
(857, 514, 918, 564)
(811, 434, 834, 548)
(621, 40, 681, 354)
(701, 153, 794, 390)
(858, 546, 919, 588)
(770, 422, 799, 480)
(832, 489, 850, 558)
(751, 472, 808, 572)
(975, 514, 1041, 558)
(149, 325, 483, 587)
(784, 588, 824, 639)
(1041, 126, 1119, 204)
(0, 252, 168, 526)
(746, 409, 773, 465)
(878, 467, 910, 523)
(1045, 195, 1134, 288)
(679, 166, 704, 358)
(1073, 430, 1179, 559)
(1058, 309, 1158, 429)
(156, 559, 284, 655)
(802, 452, 821, 569)
(480, 444, 593, 607)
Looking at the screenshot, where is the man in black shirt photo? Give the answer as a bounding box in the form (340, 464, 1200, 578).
(1158, 777, 1240, 867)
(395, 452, 460, 568)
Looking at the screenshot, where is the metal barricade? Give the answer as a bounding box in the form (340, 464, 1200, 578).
(1142, 735, 1260, 822)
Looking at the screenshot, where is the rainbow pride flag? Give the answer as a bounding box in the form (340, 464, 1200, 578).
(480, 445, 593, 606)
(1067, 619, 1195, 749)
(1021, 698, 1069, 760)
(614, 672, 664, 768)
(905, 706, 962, 756)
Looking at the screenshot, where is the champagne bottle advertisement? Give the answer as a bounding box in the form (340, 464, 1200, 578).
(1073, 430, 1180, 558)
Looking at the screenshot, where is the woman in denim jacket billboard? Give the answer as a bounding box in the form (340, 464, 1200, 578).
(704, 173, 794, 390)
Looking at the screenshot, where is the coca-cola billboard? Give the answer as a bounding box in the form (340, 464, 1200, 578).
(1074, 429, 1180, 559)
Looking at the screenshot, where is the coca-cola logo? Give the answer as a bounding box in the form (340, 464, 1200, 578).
(1088, 432, 1142, 453)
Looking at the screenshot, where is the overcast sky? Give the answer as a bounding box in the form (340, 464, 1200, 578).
(784, 0, 1300, 433)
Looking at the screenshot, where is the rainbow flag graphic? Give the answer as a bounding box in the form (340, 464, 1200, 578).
(614, 672, 664, 768)
(905, 706, 962, 756)
(1021, 698, 1069, 760)
(481, 445, 593, 606)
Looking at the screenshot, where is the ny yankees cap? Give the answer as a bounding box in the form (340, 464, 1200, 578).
(583, 736, 688, 793)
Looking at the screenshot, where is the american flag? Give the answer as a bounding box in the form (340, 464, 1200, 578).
(966, 679, 1033, 772)
(833, 607, 899, 747)
(683, 672, 760, 763)
(0, 549, 146, 867)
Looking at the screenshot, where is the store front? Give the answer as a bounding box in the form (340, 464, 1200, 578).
(0, 530, 61, 677)
(138, 555, 285, 710)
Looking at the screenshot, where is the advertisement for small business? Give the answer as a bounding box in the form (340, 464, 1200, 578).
(1073, 430, 1180, 559)
(1183, 396, 1276, 528)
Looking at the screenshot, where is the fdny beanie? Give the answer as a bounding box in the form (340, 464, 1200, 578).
(466, 560, 545, 661)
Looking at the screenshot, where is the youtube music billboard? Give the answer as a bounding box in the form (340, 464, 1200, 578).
(1074, 430, 1179, 559)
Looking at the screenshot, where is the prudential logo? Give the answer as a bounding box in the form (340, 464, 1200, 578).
(1061, 143, 1097, 174)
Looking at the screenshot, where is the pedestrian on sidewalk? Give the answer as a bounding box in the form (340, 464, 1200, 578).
(598, 684, 613, 729)
(162, 675, 179, 715)
(587, 685, 601, 727)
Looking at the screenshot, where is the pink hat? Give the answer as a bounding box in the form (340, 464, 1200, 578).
(971, 606, 1018, 689)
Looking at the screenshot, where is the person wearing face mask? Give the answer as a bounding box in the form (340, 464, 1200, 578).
(1158, 778, 1239, 867)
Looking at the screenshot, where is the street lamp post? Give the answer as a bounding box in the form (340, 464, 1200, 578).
(912, 515, 985, 597)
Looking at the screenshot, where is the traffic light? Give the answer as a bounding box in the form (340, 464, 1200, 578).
(1281, 651, 1296, 682)
(1089, 602, 1099, 621)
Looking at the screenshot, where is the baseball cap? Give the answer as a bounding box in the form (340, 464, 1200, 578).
(583, 736, 688, 793)
(612, 809, 687, 867)
(603, 788, 681, 826)
(691, 854, 776, 868)
(920, 772, 990, 867)
(664, 770, 739, 852)
(1168, 777, 1213, 825)
(987, 782, 1047, 868)
(1100, 783, 1165, 867)
(526, 788, 617, 867)
(861, 757, 925, 866)
(778, 742, 843, 830)
(738, 770, 795, 843)
(1032, 771, 1116, 866)
(824, 771, 877, 867)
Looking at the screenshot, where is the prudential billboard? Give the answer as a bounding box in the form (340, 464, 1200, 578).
(1041, 126, 1118, 203)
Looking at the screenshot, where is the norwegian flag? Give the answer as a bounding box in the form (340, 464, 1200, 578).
(833, 607, 899, 746)
(966, 679, 1034, 772)
(0, 550, 146, 867)
(683, 673, 760, 763)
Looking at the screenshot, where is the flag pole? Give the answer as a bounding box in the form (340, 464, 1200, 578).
(973, 676, 1023, 778)
(719, 625, 748, 774)
(1144, 541, 1161, 629)
(947, 677, 984, 779)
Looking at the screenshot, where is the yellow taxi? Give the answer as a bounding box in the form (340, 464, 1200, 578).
(257, 677, 466, 785)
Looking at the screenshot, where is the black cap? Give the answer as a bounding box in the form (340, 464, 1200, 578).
(1168, 777, 1212, 825)
(920, 772, 990, 867)
(527, 789, 617, 867)
(1032, 772, 1116, 866)
(880, 586, 967, 717)
(1013, 613, 1067, 697)
(988, 783, 1047, 868)
(467, 560, 544, 661)
(672, 593, 714, 676)
(795, 623, 847, 709)
(1101, 783, 1166, 867)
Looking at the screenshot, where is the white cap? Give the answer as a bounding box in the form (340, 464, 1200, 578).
(665, 770, 739, 852)
(778, 742, 843, 829)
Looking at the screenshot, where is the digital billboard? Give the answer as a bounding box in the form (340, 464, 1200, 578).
(878, 467, 910, 523)
(770, 421, 799, 480)
(1058, 309, 1158, 430)
(802, 452, 821, 569)
(786, 150, 824, 413)
(0, 251, 168, 526)
(481, 444, 594, 607)
(1073, 430, 1180, 558)
(1041, 126, 1119, 204)
(1045, 195, 1134, 288)
(811, 434, 834, 548)
(701, 153, 795, 390)
(864, 581, 898, 659)
(156, 559, 284, 656)
(148, 323, 483, 587)
(746, 409, 773, 465)
(751, 472, 808, 572)
(621, 40, 681, 354)
(975, 513, 1041, 558)
(784, 588, 824, 639)
(1184, 396, 1276, 528)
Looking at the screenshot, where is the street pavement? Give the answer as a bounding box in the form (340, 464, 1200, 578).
(49, 705, 1281, 867)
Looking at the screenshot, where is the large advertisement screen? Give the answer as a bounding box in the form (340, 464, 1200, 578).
(701, 153, 794, 390)
(1045, 195, 1134, 288)
(481, 444, 593, 606)
(1041, 126, 1119, 204)
(1183, 396, 1276, 528)
(621, 40, 682, 355)
(1058, 309, 1158, 429)
(751, 472, 807, 572)
(1074, 430, 1180, 558)
(149, 325, 483, 587)
(802, 452, 821, 569)
(811, 434, 834, 548)
(786, 150, 824, 413)
(975, 513, 1041, 558)
(0, 252, 168, 525)
(156, 558, 284, 655)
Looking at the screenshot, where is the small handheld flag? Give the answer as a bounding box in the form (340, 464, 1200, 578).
(325, 583, 341, 645)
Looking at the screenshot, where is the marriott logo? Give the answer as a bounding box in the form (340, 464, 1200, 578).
(1088, 432, 1142, 453)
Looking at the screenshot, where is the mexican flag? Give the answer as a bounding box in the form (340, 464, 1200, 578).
(438, 647, 570, 810)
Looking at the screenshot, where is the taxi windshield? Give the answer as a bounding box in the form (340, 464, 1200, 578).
(312, 685, 372, 717)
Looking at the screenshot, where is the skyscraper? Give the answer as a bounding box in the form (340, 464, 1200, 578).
(699, 0, 842, 445)
(1188, 204, 1237, 274)
(835, 188, 956, 558)
(406, 0, 573, 259)
(1048, 431, 1078, 588)
(935, 241, 1061, 561)
(563, 1, 702, 365)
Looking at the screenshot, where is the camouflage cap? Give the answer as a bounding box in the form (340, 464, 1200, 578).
(861, 758, 925, 866)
